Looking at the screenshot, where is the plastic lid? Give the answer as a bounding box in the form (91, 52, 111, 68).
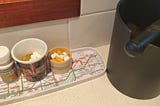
(0, 46, 10, 65)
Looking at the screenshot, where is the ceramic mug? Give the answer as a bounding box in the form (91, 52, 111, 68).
(11, 38, 50, 82)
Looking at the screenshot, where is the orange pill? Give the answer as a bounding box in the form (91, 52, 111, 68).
(55, 57, 64, 62)
(56, 50, 63, 55)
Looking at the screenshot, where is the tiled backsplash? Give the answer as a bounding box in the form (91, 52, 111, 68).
(81, 0, 118, 15)
(0, 0, 118, 50)
(69, 11, 115, 48)
(0, 19, 69, 50)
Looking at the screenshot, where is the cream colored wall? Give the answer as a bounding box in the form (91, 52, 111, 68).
(0, 0, 119, 50)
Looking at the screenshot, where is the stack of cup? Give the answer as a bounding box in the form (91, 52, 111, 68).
(0, 46, 20, 83)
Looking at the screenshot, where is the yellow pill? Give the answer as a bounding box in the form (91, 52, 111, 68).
(22, 53, 32, 61)
(56, 50, 63, 55)
(51, 58, 57, 63)
(55, 57, 64, 62)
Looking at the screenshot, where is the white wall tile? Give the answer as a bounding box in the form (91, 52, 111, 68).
(69, 11, 116, 49)
(0, 1, 118, 51)
(0, 19, 69, 50)
(81, 0, 119, 15)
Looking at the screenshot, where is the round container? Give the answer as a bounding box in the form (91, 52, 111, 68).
(0, 46, 10, 66)
(11, 38, 49, 82)
(0, 61, 20, 83)
(107, 1, 160, 99)
(48, 47, 72, 74)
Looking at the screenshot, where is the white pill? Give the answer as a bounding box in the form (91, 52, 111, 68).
(33, 52, 41, 58)
(33, 52, 38, 56)
(58, 55, 65, 59)
(51, 53, 56, 59)
(64, 56, 70, 61)
(31, 54, 37, 59)
(54, 53, 58, 56)
(63, 52, 67, 56)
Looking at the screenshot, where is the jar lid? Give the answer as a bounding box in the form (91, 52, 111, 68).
(0, 46, 10, 65)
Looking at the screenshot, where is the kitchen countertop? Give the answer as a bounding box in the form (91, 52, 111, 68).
(7, 45, 160, 106)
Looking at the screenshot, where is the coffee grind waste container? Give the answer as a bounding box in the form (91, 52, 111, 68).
(107, 0, 160, 99)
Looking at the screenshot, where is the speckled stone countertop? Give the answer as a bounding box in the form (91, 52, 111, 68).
(7, 45, 160, 106)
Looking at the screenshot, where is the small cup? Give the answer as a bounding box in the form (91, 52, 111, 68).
(48, 47, 72, 74)
(11, 38, 49, 82)
(0, 61, 20, 83)
(0, 46, 11, 66)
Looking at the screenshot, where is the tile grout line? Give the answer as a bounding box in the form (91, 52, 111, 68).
(80, 9, 116, 17)
(67, 18, 71, 49)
